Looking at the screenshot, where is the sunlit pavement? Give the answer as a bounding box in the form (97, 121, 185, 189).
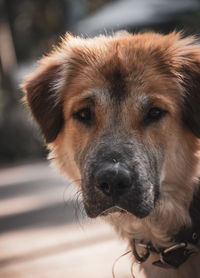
(0, 162, 131, 278)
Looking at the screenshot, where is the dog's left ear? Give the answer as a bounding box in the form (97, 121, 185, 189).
(176, 42, 200, 138)
(181, 63, 200, 138)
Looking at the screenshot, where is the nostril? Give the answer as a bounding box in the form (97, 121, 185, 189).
(97, 182, 111, 195)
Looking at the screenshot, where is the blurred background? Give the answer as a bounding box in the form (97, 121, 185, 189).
(1, 0, 200, 277)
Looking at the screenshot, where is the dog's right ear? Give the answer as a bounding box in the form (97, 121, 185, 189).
(21, 58, 65, 143)
(21, 33, 95, 143)
(174, 37, 200, 139)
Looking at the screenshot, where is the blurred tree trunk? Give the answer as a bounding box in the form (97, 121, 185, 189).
(0, 0, 45, 163)
(0, 0, 18, 115)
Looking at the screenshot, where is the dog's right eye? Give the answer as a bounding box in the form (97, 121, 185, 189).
(73, 107, 93, 125)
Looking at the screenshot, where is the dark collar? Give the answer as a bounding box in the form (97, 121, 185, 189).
(131, 185, 200, 269)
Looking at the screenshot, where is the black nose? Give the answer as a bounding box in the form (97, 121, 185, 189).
(95, 162, 131, 197)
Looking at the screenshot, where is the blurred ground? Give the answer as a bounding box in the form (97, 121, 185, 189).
(0, 162, 131, 278)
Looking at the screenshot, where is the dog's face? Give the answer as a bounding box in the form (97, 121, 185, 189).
(22, 32, 200, 226)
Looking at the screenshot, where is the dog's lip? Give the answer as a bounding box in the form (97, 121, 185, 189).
(84, 202, 129, 218)
(99, 206, 129, 216)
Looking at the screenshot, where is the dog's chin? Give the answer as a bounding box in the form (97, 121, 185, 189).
(84, 203, 154, 219)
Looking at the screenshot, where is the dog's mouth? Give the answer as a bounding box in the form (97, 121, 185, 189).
(99, 206, 129, 216)
(83, 192, 158, 219)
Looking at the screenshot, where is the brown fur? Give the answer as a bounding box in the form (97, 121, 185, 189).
(22, 31, 200, 278)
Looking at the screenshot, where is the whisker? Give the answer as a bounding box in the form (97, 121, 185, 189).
(112, 250, 132, 278)
(73, 189, 86, 229)
(62, 179, 86, 227)
(131, 261, 136, 278)
(48, 153, 73, 162)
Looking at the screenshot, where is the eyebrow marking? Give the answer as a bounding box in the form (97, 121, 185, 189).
(68, 87, 110, 112)
(89, 87, 110, 105)
(132, 93, 152, 111)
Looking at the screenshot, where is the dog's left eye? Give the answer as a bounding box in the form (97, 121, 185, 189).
(144, 107, 167, 124)
(73, 107, 93, 125)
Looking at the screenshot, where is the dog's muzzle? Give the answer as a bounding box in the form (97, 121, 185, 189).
(82, 155, 159, 219)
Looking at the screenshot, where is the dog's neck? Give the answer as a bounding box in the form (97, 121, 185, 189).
(177, 183, 200, 242)
(131, 183, 200, 269)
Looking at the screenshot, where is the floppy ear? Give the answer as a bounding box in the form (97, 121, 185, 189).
(181, 61, 200, 138)
(22, 58, 65, 143)
(175, 41, 200, 138)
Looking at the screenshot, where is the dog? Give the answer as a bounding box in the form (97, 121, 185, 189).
(22, 31, 200, 278)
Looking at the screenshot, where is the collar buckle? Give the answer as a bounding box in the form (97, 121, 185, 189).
(152, 242, 196, 269)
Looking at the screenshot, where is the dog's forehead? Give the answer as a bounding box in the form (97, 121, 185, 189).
(66, 75, 177, 115)
(94, 44, 173, 98)
(65, 35, 182, 112)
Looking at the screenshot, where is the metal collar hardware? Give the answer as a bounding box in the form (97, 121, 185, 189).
(131, 239, 198, 269)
